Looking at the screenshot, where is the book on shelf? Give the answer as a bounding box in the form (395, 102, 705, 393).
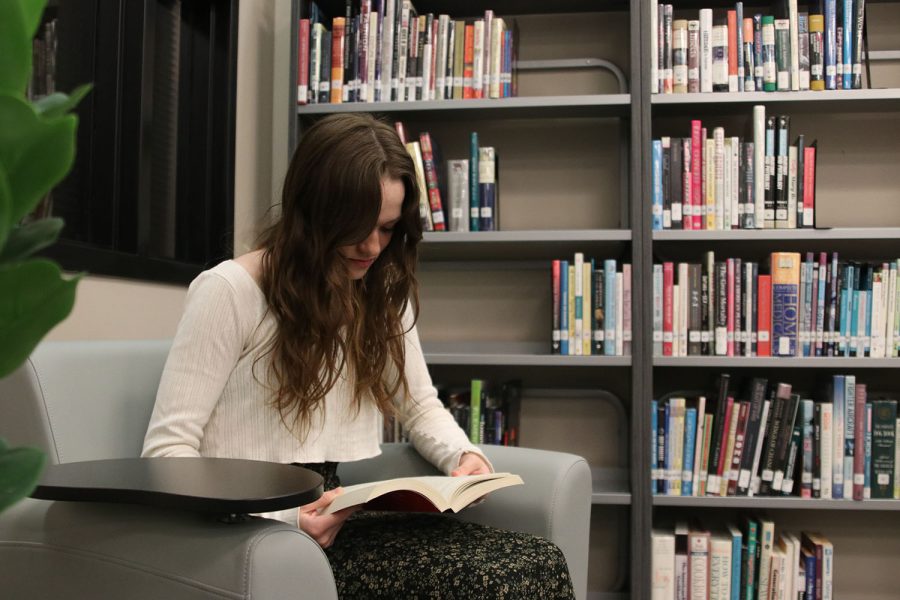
(652, 106, 817, 231)
(322, 471, 523, 514)
(651, 0, 868, 94)
(296, 1, 518, 105)
(653, 373, 900, 501)
(652, 517, 834, 600)
(655, 252, 900, 359)
(551, 254, 631, 356)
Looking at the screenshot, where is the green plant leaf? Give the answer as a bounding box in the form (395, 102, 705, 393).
(0, 0, 31, 96)
(0, 162, 10, 251)
(33, 84, 93, 119)
(0, 96, 77, 223)
(0, 217, 63, 265)
(19, 0, 50, 39)
(0, 441, 45, 514)
(0, 259, 79, 378)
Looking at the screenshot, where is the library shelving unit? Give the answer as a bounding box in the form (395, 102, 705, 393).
(641, 2, 900, 599)
(289, 1, 643, 598)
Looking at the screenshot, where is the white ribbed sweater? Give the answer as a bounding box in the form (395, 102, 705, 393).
(142, 261, 483, 520)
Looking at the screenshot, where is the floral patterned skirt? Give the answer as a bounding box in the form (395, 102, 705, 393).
(301, 462, 576, 600)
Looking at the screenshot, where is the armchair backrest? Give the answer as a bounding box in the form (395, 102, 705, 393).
(0, 340, 172, 464)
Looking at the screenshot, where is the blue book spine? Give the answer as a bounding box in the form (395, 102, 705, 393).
(469, 132, 480, 231)
(841, 264, 854, 355)
(682, 407, 697, 496)
(803, 550, 816, 599)
(833, 374, 846, 499)
(844, 375, 856, 494)
(772, 275, 800, 357)
(652, 140, 663, 230)
(842, 0, 853, 88)
(604, 259, 617, 355)
(864, 402, 873, 498)
(651, 400, 658, 494)
(803, 258, 815, 356)
(560, 260, 569, 355)
(730, 530, 742, 600)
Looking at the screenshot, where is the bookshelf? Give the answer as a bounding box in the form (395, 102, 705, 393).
(286, 0, 899, 597)
(642, 2, 900, 599)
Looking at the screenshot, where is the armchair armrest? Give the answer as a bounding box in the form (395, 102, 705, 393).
(0, 499, 338, 600)
(339, 443, 591, 600)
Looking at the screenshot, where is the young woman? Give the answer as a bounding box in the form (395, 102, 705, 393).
(142, 113, 574, 599)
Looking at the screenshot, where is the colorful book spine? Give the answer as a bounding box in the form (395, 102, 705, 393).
(771, 252, 801, 356)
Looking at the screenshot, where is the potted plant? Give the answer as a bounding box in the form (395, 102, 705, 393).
(0, 0, 88, 513)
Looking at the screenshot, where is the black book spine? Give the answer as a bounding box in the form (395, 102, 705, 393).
(701, 271, 711, 355)
(706, 373, 731, 493)
(759, 383, 790, 495)
(689, 263, 702, 355)
(764, 115, 776, 226)
(771, 391, 801, 493)
(812, 401, 822, 498)
(734, 257, 743, 357)
(781, 420, 803, 495)
(662, 137, 672, 228)
(671, 137, 684, 229)
(737, 377, 769, 495)
(774, 115, 791, 228)
(872, 399, 898, 498)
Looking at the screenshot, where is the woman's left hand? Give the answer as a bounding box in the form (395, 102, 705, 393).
(451, 452, 491, 476)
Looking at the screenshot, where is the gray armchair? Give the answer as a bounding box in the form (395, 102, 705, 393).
(0, 340, 591, 599)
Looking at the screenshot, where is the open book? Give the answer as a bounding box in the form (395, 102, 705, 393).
(321, 472, 523, 514)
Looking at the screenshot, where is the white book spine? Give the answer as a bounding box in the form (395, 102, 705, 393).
(722, 138, 732, 230)
(381, 0, 396, 101)
(887, 265, 897, 357)
(472, 19, 484, 97)
(434, 15, 447, 100)
(651, 531, 676, 600)
(367, 11, 379, 102)
(490, 18, 504, 99)
(748, 399, 771, 496)
(821, 401, 833, 498)
(616, 272, 624, 356)
(730, 136, 739, 229)
(699, 9, 714, 92)
(714, 128, 725, 230)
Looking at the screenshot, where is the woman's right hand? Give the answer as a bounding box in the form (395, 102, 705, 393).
(297, 488, 359, 548)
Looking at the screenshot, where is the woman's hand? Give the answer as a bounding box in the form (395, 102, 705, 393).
(297, 488, 359, 548)
(451, 452, 491, 477)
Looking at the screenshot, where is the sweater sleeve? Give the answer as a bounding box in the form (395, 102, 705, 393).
(142, 271, 249, 458)
(394, 309, 492, 475)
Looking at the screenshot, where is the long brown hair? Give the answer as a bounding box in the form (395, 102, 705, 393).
(257, 113, 422, 436)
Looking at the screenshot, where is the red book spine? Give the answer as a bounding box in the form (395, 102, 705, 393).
(758, 274, 772, 356)
(663, 262, 675, 356)
(418, 132, 446, 231)
(727, 10, 738, 89)
(691, 120, 703, 230)
(298, 19, 310, 105)
(853, 383, 867, 500)
(803, 144, 817, 227)
(727, 258, 735, 357)
(714, 396, 735, 495)
(552, 260, 561, 354)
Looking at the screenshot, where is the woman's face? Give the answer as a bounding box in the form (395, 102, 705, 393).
(338, 176, 404, 280)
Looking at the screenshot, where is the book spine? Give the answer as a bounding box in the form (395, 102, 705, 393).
(446, 159, 469, 232)
(469, 379, 482, 443)
(872, 398, 897, 498)
(673, 19, 688, 93)
(551, 260, 561, 354)
(595, 266, 606, 355)
(771, 252, 801, 356)
(418, 132, 446, 230)
(825, 0, 837, 89)
(477, 146, 496, 231)
(789, 0, 800, 90)
(688, 20, 701, 93)
(712, 17, 729, 92)
(810, 14, 825, 90)
(298, 19, 311, 104)
(762, 16, 776, 91)
(774, 115, 790, 228)
(560, 261, 569, 355)
(700, 9, 713, 93)
(727, 10, 738, 92)
(799, 12, 810, 90)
